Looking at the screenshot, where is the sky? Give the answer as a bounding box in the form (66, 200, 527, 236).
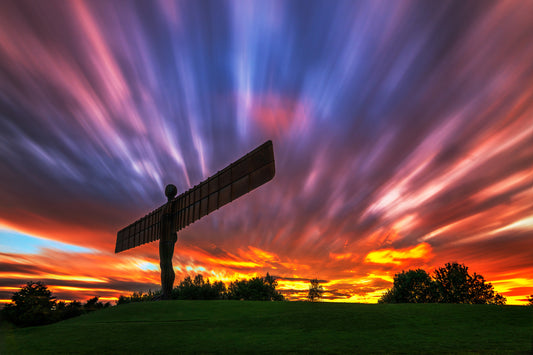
(1, 0, 532, 305)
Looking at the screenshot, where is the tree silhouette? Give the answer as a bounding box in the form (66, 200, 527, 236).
(378, 262, 506, 305)
(83, 296, 110, 311)
(527, 294, 533, 306)
(172, 274, 227, 300)
(307, 278, 324, 302)
(433, 262, 505, 305)
(2, 282, 110, 326)
(264, 273, 283, 301)
(117, 290, 159, 304)
(2, 281, 56, 326)
(58, 300, 83, 319)
(378, 269, 435, 304)
(228, 273, 284, 301)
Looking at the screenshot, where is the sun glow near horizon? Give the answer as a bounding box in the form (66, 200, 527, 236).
(0, 233, 529, 305)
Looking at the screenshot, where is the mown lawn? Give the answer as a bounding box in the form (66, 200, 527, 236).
(1, 301, 532, 354)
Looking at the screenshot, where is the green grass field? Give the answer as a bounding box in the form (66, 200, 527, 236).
(1, 301, 532, 354)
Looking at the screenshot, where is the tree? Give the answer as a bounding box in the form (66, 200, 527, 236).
(377, 269, 435, 304)
(57, 300, 83, 319)
(2, 282, 111, 326)
(175, 276, 197, 299)
(2, 281, 56, 326)
(210, 281, 227, 299)
(228, 273, 284, 301)
(433, 262, 470, 303)
(433, 262, 505, 305)
(170, 274, 227, 300)
(83, 296, 110, 311)
(378, 262, 506, 305)
(264, 273, 284, 301)
(527, 294, 533, 306)
(307, 278, 324, 302)
(117, 290, 159, 304)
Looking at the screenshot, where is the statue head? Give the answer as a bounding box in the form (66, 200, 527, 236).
(165, 184, 177, 201)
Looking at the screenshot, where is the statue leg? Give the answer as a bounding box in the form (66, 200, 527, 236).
(159, 237, 176, 300)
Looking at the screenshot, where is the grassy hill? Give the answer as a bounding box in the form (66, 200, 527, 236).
(2, 301, 532, 353)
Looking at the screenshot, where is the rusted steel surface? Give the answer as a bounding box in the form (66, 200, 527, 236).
(115, 140, 275, 253)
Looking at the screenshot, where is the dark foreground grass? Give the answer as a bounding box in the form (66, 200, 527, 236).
(1, 301, 532, 354)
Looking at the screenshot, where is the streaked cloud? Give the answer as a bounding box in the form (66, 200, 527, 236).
(364, 243, 433, 266)
(0, 0, 532, 305)
(0, 229, 93, 254)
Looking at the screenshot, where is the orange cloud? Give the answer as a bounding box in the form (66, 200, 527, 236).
(244, 246, 280, 262)
(364, 243, 433, 265)
(205, 258, 262, 269)
(329, 252, 353, 260)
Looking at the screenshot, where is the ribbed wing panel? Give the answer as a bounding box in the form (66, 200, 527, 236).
(115, 207, 162, 253)
(115, 140, 275, 253)
(173, 140, 275, 231)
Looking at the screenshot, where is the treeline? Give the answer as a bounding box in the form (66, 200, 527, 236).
(2, 274, 284, 327)
(379, 262, 506, 305)
(118, 273, 283, 304)
(2, 281, 110, 327)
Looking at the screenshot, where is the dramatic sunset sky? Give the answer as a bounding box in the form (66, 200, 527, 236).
(1, 0, 532, 305)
